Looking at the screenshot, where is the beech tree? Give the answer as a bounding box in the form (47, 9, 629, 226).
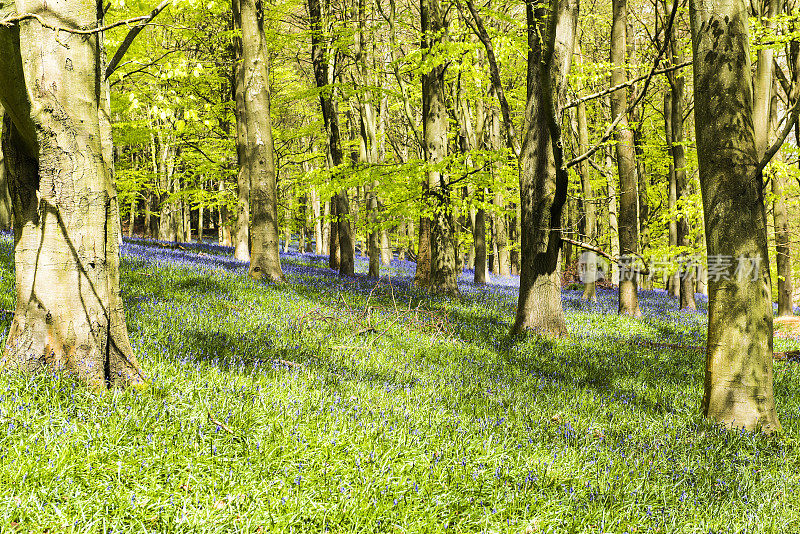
(419, 0, 459, 294)
(610, 0, 641, 317)
(233, 0, 284, 282)
(0, 2, 145, 387)
(512, 0, 579, 335)
(0, 104, 9, 230)
(690, 0, 780, 430)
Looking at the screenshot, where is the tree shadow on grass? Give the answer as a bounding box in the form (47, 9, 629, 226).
(119, 239, 703, 419)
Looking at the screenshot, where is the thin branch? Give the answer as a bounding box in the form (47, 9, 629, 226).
(0, 12, 150, 34)
(562, 237, 651, 275)
(566, 0, 680, 169)
(756, 96, 800, 177)
(565, 60, 692, 109)
(105, 0, 173, 79)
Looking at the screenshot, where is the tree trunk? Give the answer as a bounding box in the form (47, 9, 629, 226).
(414, 215, 432, 282)
(328, 196, 340, 269)
(666, 25, 696, 310)
(309, 0, 354, 275)
(312, 188, 323, 254)
(233, 0, 283, 280)
(474, 188, 489, 284)
(606, 144, 620, 285)
(690, 0, 780, 431)
(218, 179, 233, 246)
(0, 6, 145, 387)
(0, 105, 11, 231)
(489, 99, 510, 276)
(754, 0, 792, 316)
(574, 50, 597, 301)
(512, 0, 578, 335)
(420, 0, 457, 293)
(664, 91, 680, 297)
(611, 0, 641, 316)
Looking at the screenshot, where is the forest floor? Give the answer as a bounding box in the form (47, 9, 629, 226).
(0, 235, 799, 533)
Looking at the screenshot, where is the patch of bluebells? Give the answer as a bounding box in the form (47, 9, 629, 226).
(0, 233, 798, 531)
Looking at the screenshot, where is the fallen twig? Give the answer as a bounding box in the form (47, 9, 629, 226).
(207, 412, 234, 435)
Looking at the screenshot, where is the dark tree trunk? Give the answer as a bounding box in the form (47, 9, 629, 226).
(309, 0, 355, 275)
(512, 0, 579, 335)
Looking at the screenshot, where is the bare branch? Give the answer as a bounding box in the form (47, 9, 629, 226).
(566, 0, 680, 169)
(0, 12, 150, 34)
(564, 60, 692, 109)
(105, 0, 173, 79)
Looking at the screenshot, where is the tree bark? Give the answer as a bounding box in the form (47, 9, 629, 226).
(611, 0, 641, 316)
(574, 47, 597, 301)
(489, 99, 510, 276)
(233, 0, 283, 280)
(0, 3, 145, 387)
(308, 0, 355, 275)
(512, 0, 579, 336)
(606, 144, 620, 285)
(0, 105, 11, 231)
(664, 91, 680, 297)
(690, 0, 780, 431)
(420, 0, 458, 293)
(770, 1, 795, 317)
(666, 23, 696, 310)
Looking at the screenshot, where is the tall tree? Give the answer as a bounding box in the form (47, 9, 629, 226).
(233, 0, 284, 282)
(666, 15, 696, 310)
(308, 0, 355, 276)
(690, 0, 780, 430)
(420, 0, 458, 293)
(512, 0, 579, 335)
(611, 0, 641, 317)
(753, 0, 793, 316)
(0, 104, 10, 231)
(573, 44, 597, 301)
(0, 3, 145, 387)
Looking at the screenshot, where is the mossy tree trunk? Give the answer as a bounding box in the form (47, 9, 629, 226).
(0, 2, 145, 387)
(690, 0, 780, 431)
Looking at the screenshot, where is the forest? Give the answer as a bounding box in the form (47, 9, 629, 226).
(1, 0, 800, 530)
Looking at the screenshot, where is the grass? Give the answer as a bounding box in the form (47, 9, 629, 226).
(0, 234, 799, 533)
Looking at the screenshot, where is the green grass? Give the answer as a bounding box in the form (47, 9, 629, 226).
(0, 236, 799, 533)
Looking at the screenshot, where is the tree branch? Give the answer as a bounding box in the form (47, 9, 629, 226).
(756, 96, 800, 177)
(566, 0, 680, 169)
(561, 237, 651, 275)
(0, 12, 150, 34)
(105, 0, 173, 79)
(457, 0, 521, 157)
(564, 59, 692, 109)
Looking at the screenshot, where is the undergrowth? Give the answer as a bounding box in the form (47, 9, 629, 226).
(0, 235, 798, 533)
